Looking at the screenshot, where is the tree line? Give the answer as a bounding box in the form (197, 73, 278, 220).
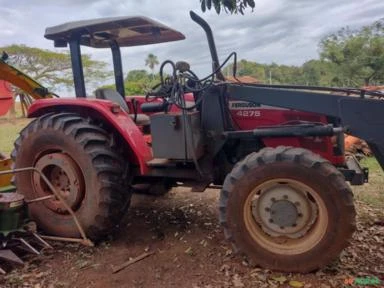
(223, 19, 384, 87)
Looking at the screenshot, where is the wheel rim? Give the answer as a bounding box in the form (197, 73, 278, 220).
(244, 178, 328, 255)
(33, 153, 85, 214)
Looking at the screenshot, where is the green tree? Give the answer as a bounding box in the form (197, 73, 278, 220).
(124, 82, 145, 95)
(223, 59, 265, 81)
(102, 69, 161, 96)
(238, 59, 265, 80)
(1, 44, 111, 91)
(125, 69, 159, 95)
(145, 53, 159, 76)
(200, 0, 255, 14)
(125, 69, 150, 82)
(267, 64, 303, 85)
(320, 19, 384, 86)
(301, 60, 341, 86)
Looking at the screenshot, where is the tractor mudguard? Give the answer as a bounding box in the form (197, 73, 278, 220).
(28, 98, 152, 174)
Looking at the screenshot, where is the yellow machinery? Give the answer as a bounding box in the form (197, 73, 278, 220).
(0, 55, 55, 100)
(0, 153, 12, 191)
(0, 54, 55, 189)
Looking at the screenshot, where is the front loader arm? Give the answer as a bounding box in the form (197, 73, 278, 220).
(0, 59, 54, 99)
(228, 83, 384, 171)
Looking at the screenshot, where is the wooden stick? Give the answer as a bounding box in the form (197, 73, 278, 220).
(112, 251, 155, 274)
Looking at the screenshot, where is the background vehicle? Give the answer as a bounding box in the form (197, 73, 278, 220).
(12, 12, 384, 272)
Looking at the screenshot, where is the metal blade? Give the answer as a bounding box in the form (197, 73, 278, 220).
(32, 233, 52, 249)
(0, 249, 24, 265)
(15, 238, 40, 255)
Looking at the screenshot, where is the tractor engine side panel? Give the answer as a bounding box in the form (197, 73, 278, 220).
(150, 111, 204, 160)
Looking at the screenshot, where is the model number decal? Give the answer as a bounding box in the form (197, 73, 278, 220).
(236, 110, 261, 117)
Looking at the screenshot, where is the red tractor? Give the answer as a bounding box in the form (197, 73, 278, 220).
(12, 12, 384, 272)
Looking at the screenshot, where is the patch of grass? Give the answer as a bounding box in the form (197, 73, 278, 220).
(352, 157, 384, 210)
(0, 118, 31, 155)
(359, 156, 381, 171)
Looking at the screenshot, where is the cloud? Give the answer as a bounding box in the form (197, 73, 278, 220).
(0, 0, 382, 93)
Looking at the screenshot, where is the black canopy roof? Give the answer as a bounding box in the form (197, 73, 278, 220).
(45, 16, 185, 48)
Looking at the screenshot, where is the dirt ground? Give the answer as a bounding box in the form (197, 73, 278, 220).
(1, 187, 383, 288)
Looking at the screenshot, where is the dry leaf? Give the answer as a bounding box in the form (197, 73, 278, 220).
(232, 274, 245, 287)
(271, 275, 287, 284)
(185, 247, 193, 256)
(289, 280, 304, 288)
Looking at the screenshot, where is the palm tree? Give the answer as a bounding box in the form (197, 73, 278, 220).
(145, 53, 159, 76)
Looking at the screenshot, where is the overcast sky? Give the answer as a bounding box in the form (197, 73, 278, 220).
(0, 0, 383, 88)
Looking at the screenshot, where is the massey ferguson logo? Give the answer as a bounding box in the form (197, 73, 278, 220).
(229, 101, 260, 109)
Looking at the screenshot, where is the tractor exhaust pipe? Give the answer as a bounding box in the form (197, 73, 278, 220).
(190, 11, 225, 81)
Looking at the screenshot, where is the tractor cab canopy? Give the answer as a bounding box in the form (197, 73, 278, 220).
(45, 16, 185, 48)
(44, 16, 185, 97)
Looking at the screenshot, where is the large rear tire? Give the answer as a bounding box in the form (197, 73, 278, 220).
(12, 113, 130, 240)
(220, 146, 356, 272)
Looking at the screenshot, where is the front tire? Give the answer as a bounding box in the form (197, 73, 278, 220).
(220, 147, 356, 272)
(12, 113, 130, 240)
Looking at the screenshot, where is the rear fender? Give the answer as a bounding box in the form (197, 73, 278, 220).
(28, 98, 152, 174)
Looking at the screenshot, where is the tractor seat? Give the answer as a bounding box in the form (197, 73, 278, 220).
(95, 88, 150, 126)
